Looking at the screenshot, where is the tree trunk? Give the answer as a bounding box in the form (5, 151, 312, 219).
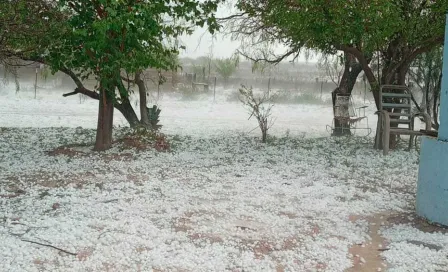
(261, 129, 267, 143)
(135, 72, 150, 126)
(340, 47, 379, 109)
(341, 44, 438, 150)
(57, 66, 141, 129)
(115, 99, 139, 128)
(425, 60, 432, 114)
(338, 48, 383, 148)
(331, 53, 363, 136)
(94, 86, 114, 151)
(115, 74, 141, 128)
(433, 91, 440, 130)
(433, 73, 442, 130)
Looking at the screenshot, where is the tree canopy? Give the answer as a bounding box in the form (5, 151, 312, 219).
(0, 1, 62, 57)
(2, 0, 221, 150)
(231, 0, 448, 107)
(214, 55, 239, 85)
(44, 0, 219, 83)
(0, 1, 63, 86)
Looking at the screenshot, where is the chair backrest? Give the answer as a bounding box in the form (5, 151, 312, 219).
(379, 85, 412, 126)
(334, 93, 355, 118)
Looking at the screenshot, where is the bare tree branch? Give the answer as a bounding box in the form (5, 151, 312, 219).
(237, 47, 299, 65)
(121, 75, 135, 84)
(217, 12, 247, 21)
(239, 85, 274, 142)
(21, 239, 77, 256)
(62, 87, 99, 100)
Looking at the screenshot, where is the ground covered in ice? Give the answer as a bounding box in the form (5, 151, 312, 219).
(0, 89, 447, 272)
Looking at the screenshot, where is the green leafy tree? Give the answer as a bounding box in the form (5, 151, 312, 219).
(251, 60, 277, 76)
(0, 1, 63, 91)
(409, 47, 443, 129)
(231, 0, 448, 146)
(214, 54, 239, 86)
(19, 0, 219, 151)
(232, 0, 448, 106)
(1, 1, 191, 131)
(191, 56, 212, 81)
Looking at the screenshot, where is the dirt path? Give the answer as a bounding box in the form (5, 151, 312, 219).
(347, 213, 390, 272)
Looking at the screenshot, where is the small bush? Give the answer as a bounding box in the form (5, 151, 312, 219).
(176, 84, 205, 101)
(146, 105, 162, 131)
(239, 85, 275, 143)
(154, 134, 170, 152)
(119, 127, 170, 152)
(229, 89, 327, 105)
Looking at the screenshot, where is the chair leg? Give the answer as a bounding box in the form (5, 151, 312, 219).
(383, 132, 390, 155)
(408, 135, 414, 151)
(374, 116, 382, 149)
(382, 118, 390, 155)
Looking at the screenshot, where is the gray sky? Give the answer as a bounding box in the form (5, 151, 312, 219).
(179, 29, 238, 59)
(178, 2, 239, 59)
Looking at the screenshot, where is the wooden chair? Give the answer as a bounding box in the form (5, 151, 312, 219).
(375, 85, 431, 155)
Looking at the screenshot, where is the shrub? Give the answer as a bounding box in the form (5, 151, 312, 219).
(176, 84, 204, 101)
(119, 127, 170, 152)
(239, 85, 275, 143)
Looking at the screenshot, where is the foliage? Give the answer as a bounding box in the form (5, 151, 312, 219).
(239, 85, 275, 143)
(0, 1, 63, 58)
(235, 1, 447, 54)
(147, 105, 162, 131)
(214, 54, 239, 84)
(0, 1, 63, 91)
(1, 61, 20, 92)
(409, 46, 443, 129)
(3, 0, 221, 97)
(43, 1, 220, 92)
(317, 54, 344, 86)
(3, 0, 221, 150)
(228, 89, 326, 105)
(410, 47, 443, 96)
(40, 65, 51, 81)
(251, 60, 277, 76)
(188, 55, 213, 80)
(176, 84, 204, 101)
(232, 0, 448, 109)
(120, 128, 170, 152)
(190, 63, 207, 79)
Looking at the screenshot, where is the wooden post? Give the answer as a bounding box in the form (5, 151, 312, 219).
(364, 81, 367, 104)
(213, 76, 217, 102)
(320, 80, 323, 99)
(208, 61, 212, 82)
(267, 77, 271, 98)
(382, 113, 390, 155)
(34, 68, 38, 99)
(202, 67, 206, 82)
